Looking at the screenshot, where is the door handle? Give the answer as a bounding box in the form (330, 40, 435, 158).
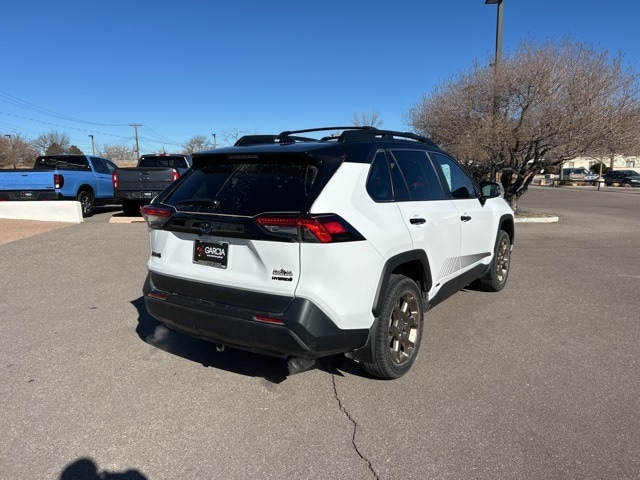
(410, 217, 426, 225)
(461, 215, 472, 222)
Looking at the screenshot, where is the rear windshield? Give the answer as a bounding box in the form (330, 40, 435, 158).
(139, 156, 189, 168)
(163, 161, 319, 216)
(34, 156, 90, 171)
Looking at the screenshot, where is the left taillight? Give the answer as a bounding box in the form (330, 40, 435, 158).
(54, 173, 64, 189)
(112, 171, 119, 189)
(255, 214, 363, 243)
(140, 205, 173, 229)
(171, 169, 180, 182)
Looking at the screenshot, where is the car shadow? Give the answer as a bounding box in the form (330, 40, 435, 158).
(60, 457, 147, 479)
(132, 297, 370, 382)
(132, 297, 290, 383)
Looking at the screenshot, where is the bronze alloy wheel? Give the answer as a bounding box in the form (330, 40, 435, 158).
(387, 291, 420, 365)
(495, 233, 511, 284)
(362, 274, 424, 379)
(474, 229, 511, 292)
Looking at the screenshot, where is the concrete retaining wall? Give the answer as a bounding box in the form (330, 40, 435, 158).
(0, 201, 83, 223)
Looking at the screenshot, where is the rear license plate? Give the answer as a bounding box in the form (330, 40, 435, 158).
(142, 192, 154, 198)
(193, 240, 228, 269)
(20, 191, 35, 199)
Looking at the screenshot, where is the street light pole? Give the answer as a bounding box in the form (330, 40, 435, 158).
(88, 134, 95, 155)
(485, 0, 504, 183)
(485, 0, 504, 69)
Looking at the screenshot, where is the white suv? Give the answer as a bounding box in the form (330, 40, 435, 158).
(141, 127, 514, 379)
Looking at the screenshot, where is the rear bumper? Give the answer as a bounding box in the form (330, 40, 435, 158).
(115, 191, 162, 202)
(0, 190, 58, 201)
(143, 272, 369, 358)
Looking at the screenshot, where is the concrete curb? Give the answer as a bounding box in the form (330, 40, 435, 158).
(0, 201, 83, 223)
(108, 215, 145, 224)
(515, 214, 559, 223)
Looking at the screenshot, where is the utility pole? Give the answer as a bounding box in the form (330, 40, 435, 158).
(88, 134, 95, 155)
(212, 133, 217, 149)
(130, 123, 143, 159)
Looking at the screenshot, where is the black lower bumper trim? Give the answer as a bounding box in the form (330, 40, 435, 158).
(143, 272, 369, 358)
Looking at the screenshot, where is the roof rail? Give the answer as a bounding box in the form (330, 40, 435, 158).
(277, 126, 374, 144)
(277, 126, 437, 147)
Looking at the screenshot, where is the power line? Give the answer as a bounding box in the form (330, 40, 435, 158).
(0, 91, 129, 126)
(0, 110, 134, 140)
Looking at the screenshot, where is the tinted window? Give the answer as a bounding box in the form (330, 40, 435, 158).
(430, 153, 478, 199)
(388, 153, 411, 202)
(166, 161, 318, 216)
(34, 156, 90, 171)
(91, 157, 109, 174)
(104, 159, 118, 174)
(139, 155, 189, 169)
(366, 151, 393, 202)
(389, 150, 445, 201)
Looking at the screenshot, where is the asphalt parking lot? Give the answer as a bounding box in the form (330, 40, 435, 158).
(1, 186, 639, 479)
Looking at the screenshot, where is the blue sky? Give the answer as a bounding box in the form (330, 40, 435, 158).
(1, 0, 639, 155)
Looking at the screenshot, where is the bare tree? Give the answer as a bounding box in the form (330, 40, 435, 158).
(407, 40, 640, 211)
(0, 134, 38, 168)
(33, 131, 71, 155)
(220, 128, 252, 146)
(182, 135, 213, 154)
(352, 110, 383, 128)
(98, 144, 137, 165)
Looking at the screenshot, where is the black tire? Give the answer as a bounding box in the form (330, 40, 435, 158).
(361, 275, 424, 380)
(475, 230, 511, 292)
(76, 190, 94, 217)
(122, 201, 141, 217)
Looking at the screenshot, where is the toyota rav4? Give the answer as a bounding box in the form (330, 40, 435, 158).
(141, 127, 514, 379)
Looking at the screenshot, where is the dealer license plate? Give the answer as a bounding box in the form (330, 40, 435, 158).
(193, 240, 228, 269)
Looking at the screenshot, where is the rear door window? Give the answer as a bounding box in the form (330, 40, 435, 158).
(388, 150, 446, 201)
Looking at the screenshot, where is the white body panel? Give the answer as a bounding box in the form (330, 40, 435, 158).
(148, 229, 300, 297)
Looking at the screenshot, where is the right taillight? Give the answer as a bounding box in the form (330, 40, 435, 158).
(255, 215, 363, 243)
(54, 173, 64, 189)
(141, 205, 174, 229)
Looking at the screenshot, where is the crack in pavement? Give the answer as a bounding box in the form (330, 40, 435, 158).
(331, 375, 379, 479)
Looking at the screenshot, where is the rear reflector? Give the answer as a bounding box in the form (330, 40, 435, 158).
(254, 315, 284, 325)
(147, 291, 167, 300)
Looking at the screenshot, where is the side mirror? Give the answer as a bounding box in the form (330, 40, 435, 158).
(480, 181, 501, 198)
(480, 181, 501, 205)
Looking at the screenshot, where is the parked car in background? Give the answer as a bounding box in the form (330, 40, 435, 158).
(0, 154, 117, 217)
(113, 153, 192, 216)
(603, 170, 640, 187)
(584, 172, 599, 181)
(562, 167, 591, 180)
